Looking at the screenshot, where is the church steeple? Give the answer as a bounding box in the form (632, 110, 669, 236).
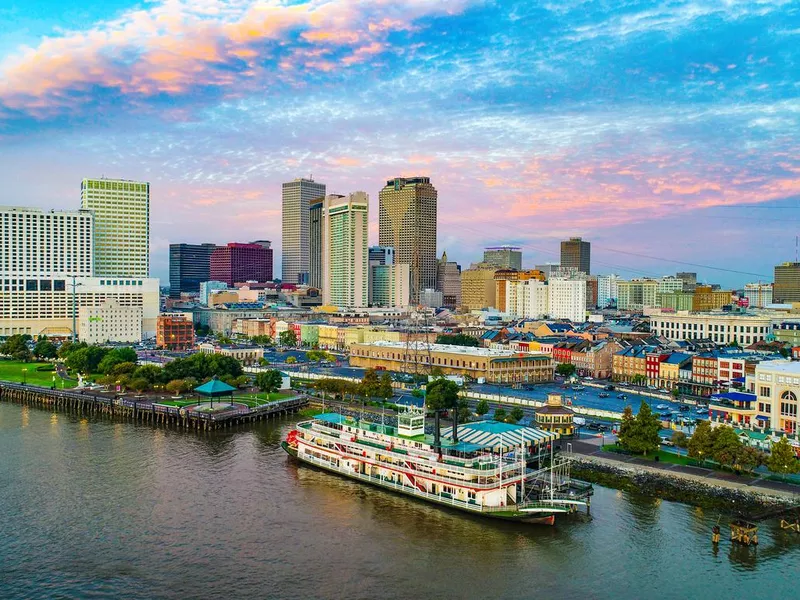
(441, 250, 448, 263)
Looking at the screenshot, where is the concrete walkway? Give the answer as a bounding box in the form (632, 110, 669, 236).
(569, 437, 800, 502)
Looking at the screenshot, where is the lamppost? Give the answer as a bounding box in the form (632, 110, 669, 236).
(22, 367, 27, 385)
(70, 276, 83, 343)
(52, 374, 56, 390)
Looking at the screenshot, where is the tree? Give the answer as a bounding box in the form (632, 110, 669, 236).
(256, 370, 283, 394)
(250, 335, 273, 346)
(1, 334, 32, 361)
(12, 347, 32, 363)
(33, 338, 57, 360)
(617, 405, 635, 450)
(426, 378, 461, 446)
(286, 356, 297, 364)
(735, 446, 766, 474)
(132, 364, 164, 385)
(279, 330, 298, 347)
(129, 378, 150, 394)
(475, 399, 490, 417)
(767, 437, 800, 479)
(688, 420, 716, 464)
(493, 408, 507, 422)
(625, 401, 661, 456)
(671, 431, 688, 449)
(631, 374, 647, 387)
(671, 388, 681, 401)
(378, 373, 394, 402)
(166, 379, 191, 395)
(556, 363, 576, 378)
(508, 406, 525, 424)
(359, 369, 381, 399)
(435, 333, 479, 347)
(711, 425, 742, 468)
(109, 361, 137, 377)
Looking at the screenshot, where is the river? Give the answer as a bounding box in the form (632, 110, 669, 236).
(0, 402, 796, 600)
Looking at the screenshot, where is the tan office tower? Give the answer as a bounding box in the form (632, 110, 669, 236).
(378, 177, 437, 303)
(460, 263, 498, 311)
(322, 192, 369, 308)
(560, 237, 591, 275)
(282, 177, 326, 285)
(774, 262, 800, 303)
(81, 178, 150, 277)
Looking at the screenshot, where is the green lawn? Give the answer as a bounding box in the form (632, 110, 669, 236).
(154, 392, 294, 409)
(0, 360, 77, 388)
(601, 444, 693, 466)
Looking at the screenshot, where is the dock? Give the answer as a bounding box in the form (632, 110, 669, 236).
(0, 382, 308, 431)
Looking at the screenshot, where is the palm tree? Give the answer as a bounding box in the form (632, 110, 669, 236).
(426, 379, 461, 450)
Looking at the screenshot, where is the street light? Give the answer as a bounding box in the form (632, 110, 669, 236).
(22, 367, 27, 385)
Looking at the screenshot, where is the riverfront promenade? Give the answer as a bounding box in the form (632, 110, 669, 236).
(570, 435, 800, 501)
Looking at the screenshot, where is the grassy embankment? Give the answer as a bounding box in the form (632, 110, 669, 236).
(0, 361, 77, 389)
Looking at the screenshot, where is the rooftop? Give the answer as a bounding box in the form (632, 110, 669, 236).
(755, 360, 800, 375)
(355, 340, 548, 358)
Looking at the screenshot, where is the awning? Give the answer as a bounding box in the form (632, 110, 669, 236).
(441, 421, 559, 451)
(756, 415, 770, 421)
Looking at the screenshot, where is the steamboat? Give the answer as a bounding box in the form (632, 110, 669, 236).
(282, 406, 593, 525)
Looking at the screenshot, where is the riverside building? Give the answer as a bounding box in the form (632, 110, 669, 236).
(80, 177, 150, 277)
(349, 341, 554, 384)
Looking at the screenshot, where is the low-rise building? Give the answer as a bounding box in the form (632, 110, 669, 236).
(78, 300, 143, 344)
(649, 310, 782, 346)
(535, 393, 575, 436)
(612, 345, 652, 383)
(692, 285, 732, 312)
(570, 340, 622, 379)
(657, 352, 692, 390)
(349, 341, 553, 384)
(746, 360, 800, 435)
(197, 342, 264, 365)
(709, 391, 759, 429)
(156, 313, 195, 350)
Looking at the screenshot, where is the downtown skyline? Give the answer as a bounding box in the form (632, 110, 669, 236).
(1, 0, 798, 287)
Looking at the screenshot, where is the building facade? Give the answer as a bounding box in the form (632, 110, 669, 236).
(774, 262, 800, 303)
(349, 341, 554, 384)
(460, 263, 498, 311)
(436, 251, 461, 309)
(378, 177, 437, 302)
(692, 285, 732, 311)
(1, 276, 159, 338)
(282, 177, 326, 285)
(560, 237, 590, 275)
(78, 300, 143, 344)
(483, 246, 522, 270)
(168, 243, 216, 298)
(322, 192, 369, 308)
(548, 275, 587, 323)
(1, 206, 94, 280)
(649, 310, 781, 345)
(370, 263, 410, 308)
(80, 177, 150, 277)
(309, 197, 325, 290)
(617, 279, 659, 311)
(744, 283, 773, 308)
(210, 241, 273, 286)
(200, 281, 228, 305)
(156, 313, 195, 350)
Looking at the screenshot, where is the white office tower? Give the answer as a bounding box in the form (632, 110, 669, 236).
(322, 192, 369, 308)
(548, 275, 587, 323)
(282, 177, 326, 285)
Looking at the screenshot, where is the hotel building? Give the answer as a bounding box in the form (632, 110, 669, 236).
(81, 177, 150, 277)
(322, 192, 369, 308)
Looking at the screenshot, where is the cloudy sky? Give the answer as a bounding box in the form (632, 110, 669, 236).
(1, 0, 798, 286)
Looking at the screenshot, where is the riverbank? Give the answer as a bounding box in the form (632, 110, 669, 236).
(570, 454, 798, 513)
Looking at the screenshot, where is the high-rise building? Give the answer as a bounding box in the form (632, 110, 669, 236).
(168, 243, 216, 298)
(420, 288, 444, 308)
(460, 263, 498, 311)
(676, 272, 698, 291)
(282, 177, 326, 285)
(744, 283, 773, 308)
(535, 263, 560, 280)
(774, 262, 800, 303)
(436, 251, 461, 309)
(309, 196, 324, 290)
(80, 177, 150, 277)
(378, 176, 437, 302)
(483, 245, 522, 270)
(322, 192, 369, 308)
(210, 241, 273, 286)
(369, 246, 395, 266)
(494, 269, 546, 312)
(1, 206, 94, 279)
(597, 274, 620, 308)
(560, 237, 590, 275)
(548, 273, 587, 323)
(370, 263, 411, 308)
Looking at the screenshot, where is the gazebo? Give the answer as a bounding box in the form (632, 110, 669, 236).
(194, 377, 237, 408)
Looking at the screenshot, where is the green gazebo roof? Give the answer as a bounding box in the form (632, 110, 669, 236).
(195, 378, 237, 396)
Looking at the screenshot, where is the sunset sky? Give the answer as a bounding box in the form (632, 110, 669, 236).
(1, 0, 798, 287)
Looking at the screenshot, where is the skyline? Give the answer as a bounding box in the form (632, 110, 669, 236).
(1, 0, 798, 287)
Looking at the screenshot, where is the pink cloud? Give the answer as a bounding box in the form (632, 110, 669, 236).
(0, 0, 476, 117)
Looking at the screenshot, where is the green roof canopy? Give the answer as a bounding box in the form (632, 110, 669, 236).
(195, 378, 237, 396)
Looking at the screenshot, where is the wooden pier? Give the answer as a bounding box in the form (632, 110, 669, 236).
(0, 382, 308, 431)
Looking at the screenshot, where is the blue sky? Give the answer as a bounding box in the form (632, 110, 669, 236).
(0, 0, 798, 286)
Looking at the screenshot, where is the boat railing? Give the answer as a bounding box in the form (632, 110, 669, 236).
(300, 424, 513, 479)
(298, 451, 564, 513)
(305, 421, 504, 468)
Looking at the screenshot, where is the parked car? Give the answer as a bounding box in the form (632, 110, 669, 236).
(660, 436, 675, 447)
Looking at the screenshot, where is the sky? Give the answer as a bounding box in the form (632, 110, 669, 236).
(0, 0, 798, 288)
